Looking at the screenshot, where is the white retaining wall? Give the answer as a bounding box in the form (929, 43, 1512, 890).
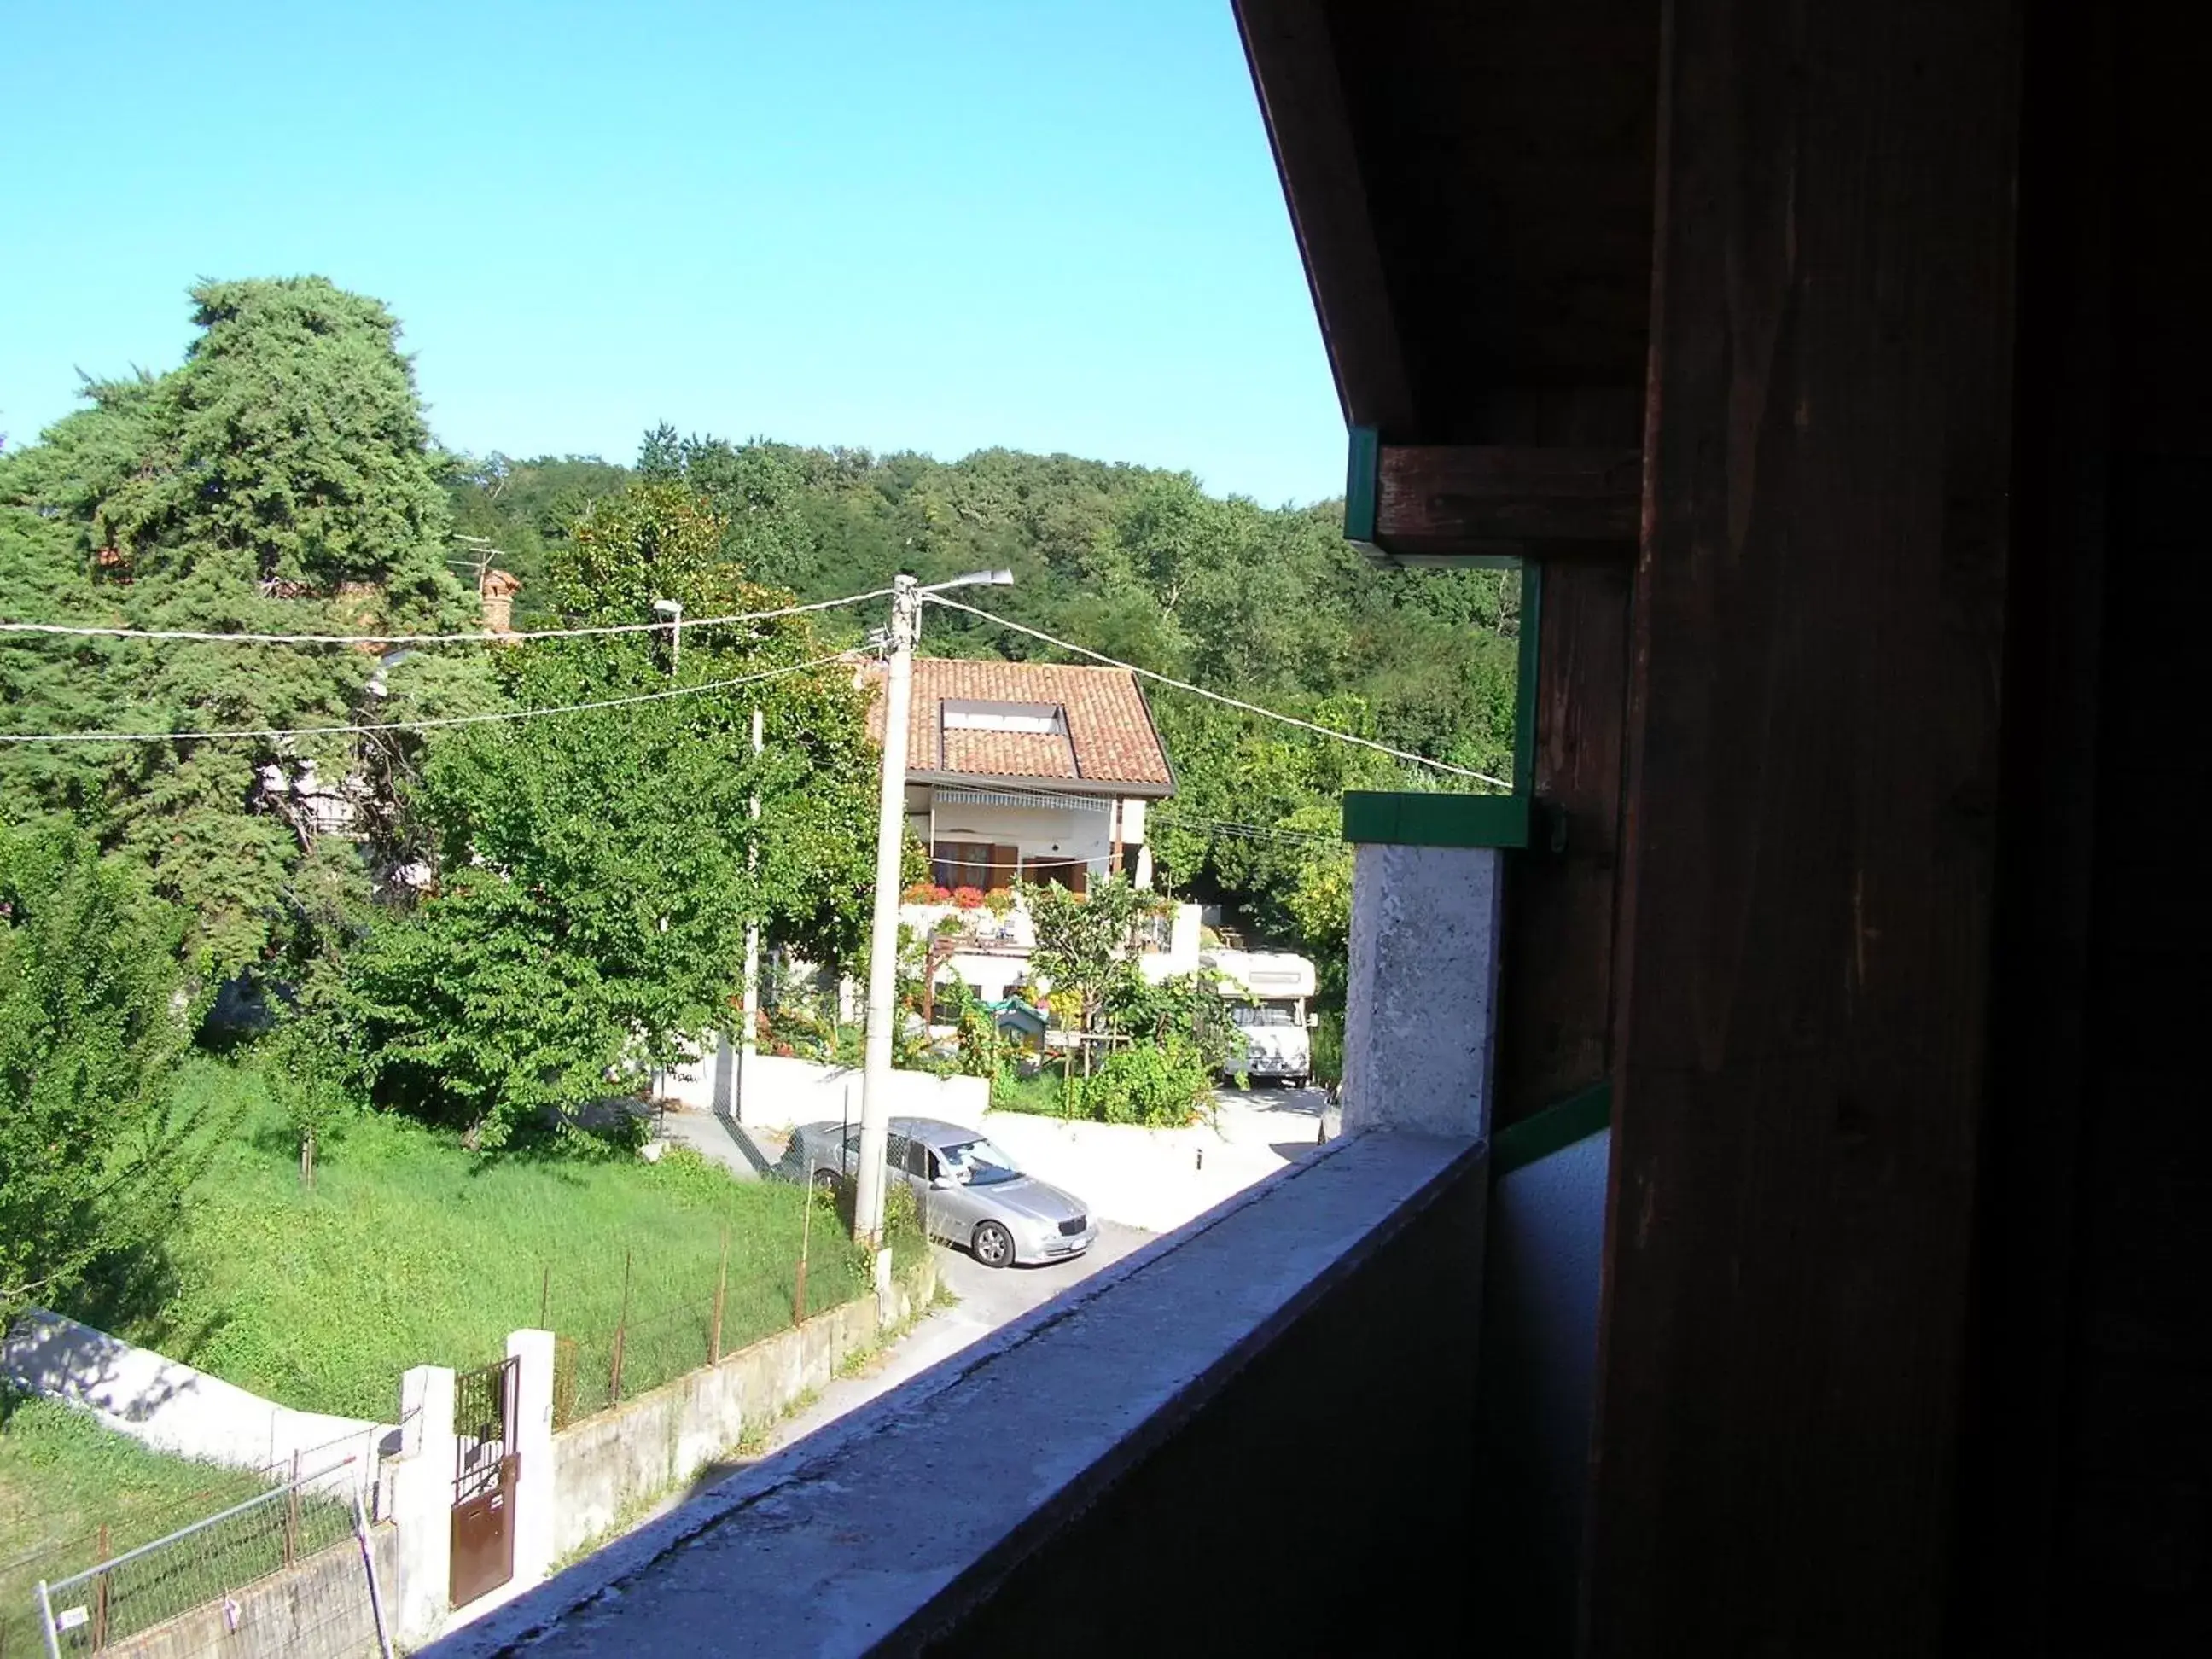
(656, 1048, 988, 1128)
(1, 1309, 388, 1481)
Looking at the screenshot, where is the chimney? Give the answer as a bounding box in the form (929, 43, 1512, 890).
(480, 569, 521, 638)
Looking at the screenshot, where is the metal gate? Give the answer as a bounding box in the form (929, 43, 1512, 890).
(450, 1356, 519, 1609)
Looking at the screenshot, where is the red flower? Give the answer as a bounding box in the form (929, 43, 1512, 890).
(951, 886, 987, 910)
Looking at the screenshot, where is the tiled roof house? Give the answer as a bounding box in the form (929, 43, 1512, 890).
(859, 655, 1176, 903)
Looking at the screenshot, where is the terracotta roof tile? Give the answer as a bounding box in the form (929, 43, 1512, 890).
(859, 657, 1173, 792)
(940, 728, 1080, 777)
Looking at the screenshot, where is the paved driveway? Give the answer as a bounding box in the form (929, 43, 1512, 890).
(747, 1085, 1332, 1454)
(970, 1084, 1338, 1233)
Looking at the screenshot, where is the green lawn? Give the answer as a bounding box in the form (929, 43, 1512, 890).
(0, 1391, 272, 1654)
(65, 1060, 883, 1422)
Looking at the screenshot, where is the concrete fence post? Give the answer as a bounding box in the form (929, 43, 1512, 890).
(872, 1248, 896, 1328)
(508, 1329, 557, 1589)
(389, 1364, 457, 1649)
(1342, 842, 1505, 1139)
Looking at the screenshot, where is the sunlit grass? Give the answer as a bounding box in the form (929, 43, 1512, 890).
(68, 1059, 880, 1421)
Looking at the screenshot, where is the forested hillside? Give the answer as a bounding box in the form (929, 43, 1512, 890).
(448, 431, 1522, 980)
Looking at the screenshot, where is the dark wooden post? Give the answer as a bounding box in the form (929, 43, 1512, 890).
(608, 1251, 632, 1407)
(710, 1225, 729, 1363)
(793, 1186, 812, 1326)
(1582, 1, 2021, 1652)
(93, 1523, 109, 1650)
(283, 1452, 300, 1568)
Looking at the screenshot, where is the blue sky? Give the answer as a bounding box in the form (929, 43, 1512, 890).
(0, 2, 1345, 505)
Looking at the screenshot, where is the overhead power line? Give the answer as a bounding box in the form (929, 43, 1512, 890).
(0, 589, 894, 649)
(1149, 810, 1342, 847)
(0, 652, 858, 746)
(955, 783, 1343, 848)
(923, 594, 1511, 790)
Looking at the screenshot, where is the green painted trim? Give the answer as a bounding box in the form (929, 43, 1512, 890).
(1492, 1081, 1612, 1178)
(1342, 790, 1531, 848)
(1512, 562, 1541, 798)
(1343, 424, 1381, 554)
(1385, 550, 1527, 570)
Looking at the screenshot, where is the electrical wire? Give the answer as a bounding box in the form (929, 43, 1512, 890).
(922, 594, 1511, 790)
(1149, 811, 1342, 847)
(0, 652, 859, 746)
(935, 783, 1342, 847)
(0, 588, 894, 649)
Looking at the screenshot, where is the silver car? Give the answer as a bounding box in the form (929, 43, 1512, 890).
(776, 1115, 1098, 1269)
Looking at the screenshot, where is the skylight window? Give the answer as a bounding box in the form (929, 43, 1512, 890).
(942, 699, 1067, 736)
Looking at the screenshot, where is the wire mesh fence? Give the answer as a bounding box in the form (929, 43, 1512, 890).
(3, 1424, 392, 1659)
(539, 1181, 929, 1429)
(31, 1455, 387, 1658)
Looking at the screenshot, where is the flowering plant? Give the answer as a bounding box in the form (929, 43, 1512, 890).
(951, 886, 987, 910)
(903, 882, 952, 904)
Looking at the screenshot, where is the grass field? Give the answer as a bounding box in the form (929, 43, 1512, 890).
(0, 1391, 274, 1653)
(64, 1059, 887, 1421)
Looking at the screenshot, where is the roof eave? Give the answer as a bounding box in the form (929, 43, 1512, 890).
(909, 770, 1176, 800)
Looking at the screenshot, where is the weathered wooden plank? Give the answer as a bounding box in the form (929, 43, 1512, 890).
(1584, 0, 2021, 1651)
(1953, 0, 2111, 1640)
(1374, 444, 1640, 554)
(1493, 557, 1631, 1127)
(1232, 0, 1416, 433)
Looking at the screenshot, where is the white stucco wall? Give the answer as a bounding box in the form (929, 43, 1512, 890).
(2, 1309, 389, 1481)
(916, 797, 1115, 879)
(656, 1049, 989, 1129)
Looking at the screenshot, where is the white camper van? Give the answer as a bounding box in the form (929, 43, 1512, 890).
(1205, 948, 1319, 1086)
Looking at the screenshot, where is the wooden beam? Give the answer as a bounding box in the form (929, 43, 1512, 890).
(1371, 443, 1641, 558)
(1583, 0, 2020, 1650)
(1493, 557, 1632, 1127)
(1234, 0, 1417, 433)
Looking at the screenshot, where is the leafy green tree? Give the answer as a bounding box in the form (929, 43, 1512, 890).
(338, 480, 876, 1144)
(1107, 968, 1241, 1078)
(445, 434, 1523, 982)
(0, 278, 494, 992)
(0, 824, 223, 1315)
(443, 451, 632, 623)
(1024, 876, 1167, 1039)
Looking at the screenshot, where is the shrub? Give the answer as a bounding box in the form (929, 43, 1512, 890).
(903, 882, 952, 905)
(1078, 1037, 1214, 1128)
(953, 1003, 998, 1078)
(950, 886, 987, 910)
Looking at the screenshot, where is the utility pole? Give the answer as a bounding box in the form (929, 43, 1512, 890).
(854, 575, 920, 1250)
(737, 705, 763, 1121)
(853, 568, 1012, 1253)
